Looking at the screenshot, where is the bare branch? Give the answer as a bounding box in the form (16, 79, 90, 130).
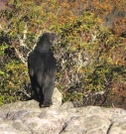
(14, 47, 27, 66)
(0, 24, 7, 32)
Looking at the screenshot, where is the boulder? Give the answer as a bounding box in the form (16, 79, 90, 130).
(0, 98, 126, 134)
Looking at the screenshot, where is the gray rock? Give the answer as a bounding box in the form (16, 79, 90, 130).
(51, 87, 63, 108)
(0, 99, 126, 134)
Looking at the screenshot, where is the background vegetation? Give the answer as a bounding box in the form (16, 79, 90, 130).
(0, 0, 126, 108)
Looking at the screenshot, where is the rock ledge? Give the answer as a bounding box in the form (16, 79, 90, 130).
(0, 99, 126, 134)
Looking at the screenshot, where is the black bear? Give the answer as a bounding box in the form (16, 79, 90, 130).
(28, 32, 60, 107)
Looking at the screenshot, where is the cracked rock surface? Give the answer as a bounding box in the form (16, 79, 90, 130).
(0, 99, 126, 134)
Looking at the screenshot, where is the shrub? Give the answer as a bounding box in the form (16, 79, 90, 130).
(0, 0, 125, 107)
